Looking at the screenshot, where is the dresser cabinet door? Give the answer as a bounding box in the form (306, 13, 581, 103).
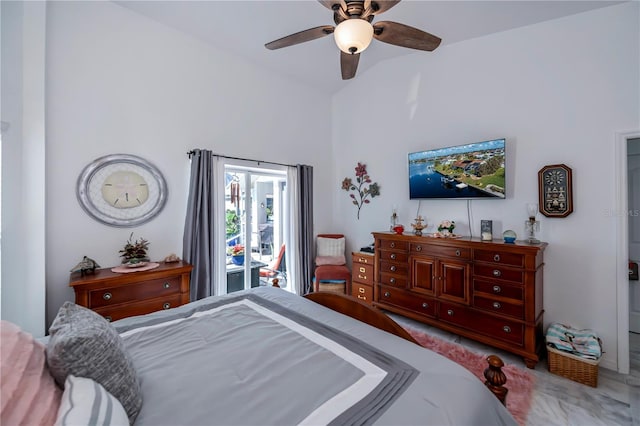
(410, 256, 436, 296)
(436, 259, 470, 305)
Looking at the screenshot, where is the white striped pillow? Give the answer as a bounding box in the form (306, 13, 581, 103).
(55, 375, 129, 426)
(317, 237, 345, 257)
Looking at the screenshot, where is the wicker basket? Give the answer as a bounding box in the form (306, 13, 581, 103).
(317, 282, 346, 294)
(547, 345, 600, 387)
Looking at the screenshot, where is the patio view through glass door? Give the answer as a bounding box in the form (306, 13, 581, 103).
(224, 165, 287, 293)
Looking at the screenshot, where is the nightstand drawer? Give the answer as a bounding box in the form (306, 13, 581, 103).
(352, 283, 373, 303)
(353, 263, 374, 284)
(352, 253, 374, 265)
(90, 276, 181, 308)
(94, 294, 183, 322)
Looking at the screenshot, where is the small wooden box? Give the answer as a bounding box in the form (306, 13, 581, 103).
(547, 346, 600, 387)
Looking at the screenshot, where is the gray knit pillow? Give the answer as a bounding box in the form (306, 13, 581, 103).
(46, 302, 142, 423)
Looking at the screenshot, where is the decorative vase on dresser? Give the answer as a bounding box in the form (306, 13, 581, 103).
(372, 232, 547, 368)
(69, 261, 192, 322)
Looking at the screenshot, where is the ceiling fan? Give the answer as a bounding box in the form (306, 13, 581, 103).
(265, 0, 441, 80)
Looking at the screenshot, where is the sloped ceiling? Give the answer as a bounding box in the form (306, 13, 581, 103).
(114, 1, 624, 93)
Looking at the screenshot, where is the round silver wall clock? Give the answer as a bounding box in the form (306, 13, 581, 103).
(77, 154, 167, 227)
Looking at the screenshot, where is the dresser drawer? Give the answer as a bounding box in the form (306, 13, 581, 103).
(379, 261, 408, 275)
(90, 276, 181, 308)
(378, 250, 409, 263)
(94, 294, 183, 322)
(352, 253, 374, 265)
(352, 283, 373, 303)
(473, 296, 524, 319)
(474, 250, 524, 268)
(379, 239, 409, 251)
(353, 263, 374, 285)
(378, 286, 436, 318)
(473, 264, 523, 284)
(473, 279, 523, 301)
(439, 302, 524, 346)
(379, 273, 408, 288)
(411, 243, 470, 260)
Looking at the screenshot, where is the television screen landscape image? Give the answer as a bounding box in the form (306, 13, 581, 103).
(408, 139, 506, 199)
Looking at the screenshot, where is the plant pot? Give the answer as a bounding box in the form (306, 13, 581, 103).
(231, 255, 244, 266)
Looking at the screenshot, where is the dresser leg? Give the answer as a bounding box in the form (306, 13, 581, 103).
(524, 358, 538, 369)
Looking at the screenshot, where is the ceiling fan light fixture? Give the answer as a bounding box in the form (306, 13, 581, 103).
(334, 18, 374, 54)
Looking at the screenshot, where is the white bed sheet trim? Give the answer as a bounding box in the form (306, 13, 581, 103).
(120, 299, 387, 425)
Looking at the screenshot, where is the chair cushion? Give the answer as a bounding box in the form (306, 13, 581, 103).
(315, 264, 351, 282)
(317, 237, 345, 257)
(315, 255, 346, 266)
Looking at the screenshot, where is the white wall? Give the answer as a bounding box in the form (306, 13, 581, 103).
(332, 2, 639, 371)
(1, 1, 47, 337)
(45, 1, 333, 326)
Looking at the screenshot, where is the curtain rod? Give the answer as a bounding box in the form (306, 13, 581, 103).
(186, 150, 295, 168)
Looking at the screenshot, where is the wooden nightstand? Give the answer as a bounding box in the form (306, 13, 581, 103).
(351, 252, 374, 304)
(69, 261, 192, 322)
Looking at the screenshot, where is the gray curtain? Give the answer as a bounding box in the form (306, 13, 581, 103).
(183, 149, 215, 301)
(296, 164, 314, 294)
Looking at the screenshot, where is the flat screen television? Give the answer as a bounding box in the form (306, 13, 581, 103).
(408, 138, 506, 199)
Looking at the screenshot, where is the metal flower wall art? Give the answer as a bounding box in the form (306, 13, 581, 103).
(341, 162, 381, 219)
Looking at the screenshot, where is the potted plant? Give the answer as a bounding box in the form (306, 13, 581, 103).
(227, 244, 245, 265)
(119, 233, 150, 264)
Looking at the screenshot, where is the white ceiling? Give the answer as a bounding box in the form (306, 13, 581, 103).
(114, 0, 624, 94)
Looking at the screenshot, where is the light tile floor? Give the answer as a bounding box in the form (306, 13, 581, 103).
(387, 313, 640, 426)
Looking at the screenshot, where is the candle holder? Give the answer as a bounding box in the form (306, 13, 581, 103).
(525, 203, 540, 244)
(411, 216, 426, 236)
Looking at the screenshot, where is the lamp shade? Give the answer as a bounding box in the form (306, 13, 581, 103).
(334, 19, 374, 54)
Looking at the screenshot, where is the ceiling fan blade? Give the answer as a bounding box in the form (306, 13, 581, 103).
(373, 21, 441, 51)
(368, 1, 401, 15)
(265, 26, 335, 50)
(317, 0, 347, 11)
(340, 51, 360, 80)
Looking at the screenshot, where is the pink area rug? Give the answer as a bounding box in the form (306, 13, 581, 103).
(404, 326, 535, 426)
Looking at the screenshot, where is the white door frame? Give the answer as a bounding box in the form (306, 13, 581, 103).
(616, 130, 640, 374)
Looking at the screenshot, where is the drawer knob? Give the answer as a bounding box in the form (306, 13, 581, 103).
(493, 302, 502, 309)
(503, 326, 511, 333)
(163, 302, 171, 310)
(358, 274, 367, 280)
(455, 249, 461, 257)
(390, 277, 396, 284)
(102, 292, 112, 301)
(358, 287, 365, 293)
(390, 253, 396, 260)
(163, 282, 171, 289)
(359, 267, 366, 273)
(104, 316, 112, 322)
(390, 265, 397, 272)
(492, 285, 501, 293)
(493, 269, 502, 277)
(384, 291, 390, 298)
(422, 302, 429, 309)
(494, 254, 501, 262)
(390, 242, 396, 248)
(447, 309, 454, 316)
(416, 245, 422, 252)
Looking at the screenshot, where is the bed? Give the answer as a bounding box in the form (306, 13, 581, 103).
(2, 286, 517, 426)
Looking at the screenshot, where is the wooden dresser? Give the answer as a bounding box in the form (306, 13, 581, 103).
(372, 232, 546, 368)
(69, 261, 192, 322)
(351, 252, 375, 304)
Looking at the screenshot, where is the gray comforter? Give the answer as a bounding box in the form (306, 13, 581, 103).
(113, 287, 517, 426)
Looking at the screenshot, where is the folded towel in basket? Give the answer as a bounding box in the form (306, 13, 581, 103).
(546, 322, 602, 360)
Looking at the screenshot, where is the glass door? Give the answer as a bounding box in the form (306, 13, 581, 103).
(224, 165, 287, 293)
